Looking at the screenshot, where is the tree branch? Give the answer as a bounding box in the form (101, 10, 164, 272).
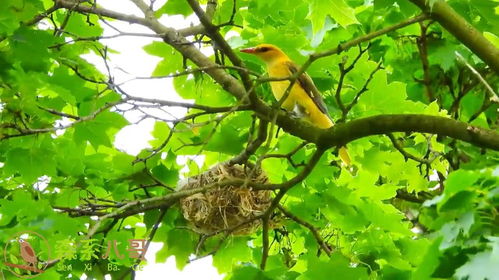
(339, 60, 383, 122)
(260, 148, 325, 269)
(54, 0, 206, 37)
(186, 0, 253, 91)
(24, 3, 61, 26)
(318, 114, 499, 150)
(1, 99, 125, 140)
(56, 0, 149, 25)
(408, 0, 499, 73)
(277, 205, 332, 257)
(306, 14, 430, 65)
(227, 119, 268, 165)
(387, 133, 436, 164)
(260, 142, 308, 168)
(416, 21, 435, 101)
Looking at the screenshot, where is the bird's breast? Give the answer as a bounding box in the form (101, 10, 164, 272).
(267, 62, 297, 110)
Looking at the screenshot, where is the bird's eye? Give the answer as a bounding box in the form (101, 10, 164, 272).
(258, 47, 270, 52)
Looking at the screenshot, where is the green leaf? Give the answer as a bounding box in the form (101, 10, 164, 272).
(49, 67, 95, 102)
(305, 153, 338, 189)
(429, 40, 458, 71)
(10, 27, 55, 71)
(155, 0, 193, 17)
(74, 111, 128, 148)
(55, 139, 85, 176)
(54, 189, 82, 208)
(5, 147, 56, 182)
(356, 71, 425, 116)
(361, 201, 412, 234)
(437, 170, 481, 211)
(0, 4, 20, 36)
(439, 191, 475, 212)
(143, 42, 184, 76)
(323, 187, 369, 233)
(473, 0, 499, 29)
(455, 249, 499, 280)
(307, 0, 359, 33)
(439, 212, 475, 249)
(164, 229, 196, 269)
(0, 0, 44, 36)
(0, 0, 497, 278)
(374, 0, 395, 11)
(228, 266, 272, 280)
(61, 13, 103, 37)
(205, 115, 248, 155)
(151, 164, 179, 186)
(412, 237, 442, 279)
(484, 32, 499, 48)
(299, 252, 369, 280)
(213, 237, 252, 273)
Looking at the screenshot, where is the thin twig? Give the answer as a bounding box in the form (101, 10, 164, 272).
(260, 142, 308, 168)
(1, 99, 126, 140)
(260, 148, 325, 269)
(416, 21, 435, 101)
(455, 52, 498, 103)
(277, 205, 332, 256)
(387, 133, 436, 164)
(228, 119, 268, 165)
(24, 4, 61, 25)
(335, 44, 371, 115)
(339, 60, 383, 122)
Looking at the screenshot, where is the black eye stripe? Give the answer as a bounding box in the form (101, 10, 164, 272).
(259, 47, 270, 52)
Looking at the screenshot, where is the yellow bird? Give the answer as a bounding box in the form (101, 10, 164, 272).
(241, 44, 350, 165)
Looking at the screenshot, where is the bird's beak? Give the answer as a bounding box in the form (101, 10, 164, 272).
(240, 47, 256, 54)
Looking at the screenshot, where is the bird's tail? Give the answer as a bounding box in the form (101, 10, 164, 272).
(339, 146, 351, 166)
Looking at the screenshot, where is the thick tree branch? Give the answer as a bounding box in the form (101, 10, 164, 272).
(408, 0, 499, 73)
(54, 0, 205, 36)
(319, 114, 499, 150)
(56, 0, 149, 25)
(249, 106, 499, 151)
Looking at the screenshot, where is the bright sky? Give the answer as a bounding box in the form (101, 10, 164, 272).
(85, 1, 224, 279)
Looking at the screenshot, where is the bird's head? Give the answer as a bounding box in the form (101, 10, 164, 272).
(240, 44, 288, 64)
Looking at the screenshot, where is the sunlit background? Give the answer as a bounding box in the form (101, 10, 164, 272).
(77, 1, 223, 279)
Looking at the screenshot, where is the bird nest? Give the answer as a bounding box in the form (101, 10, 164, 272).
(179, 163, 272, 235)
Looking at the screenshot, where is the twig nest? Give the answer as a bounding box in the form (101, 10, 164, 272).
(179, 163, 272, 235)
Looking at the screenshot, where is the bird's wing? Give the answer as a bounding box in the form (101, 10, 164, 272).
(24, 245, 35, 257)
(285, 61, 329, 115)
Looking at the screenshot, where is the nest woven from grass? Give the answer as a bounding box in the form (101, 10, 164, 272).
(179, 163, 271, 235)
